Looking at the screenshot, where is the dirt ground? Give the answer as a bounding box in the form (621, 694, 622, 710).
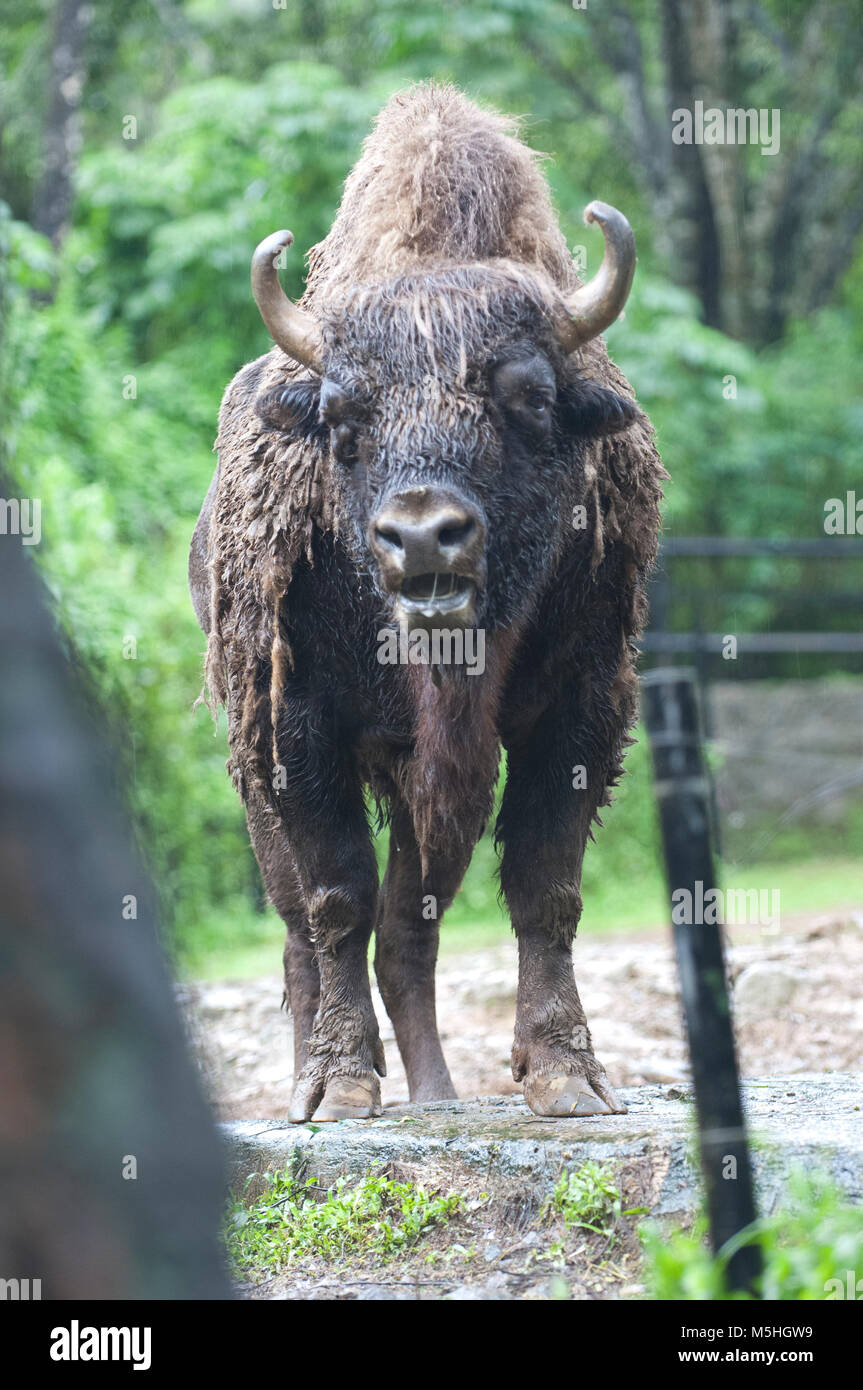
(180, 908, 863, 1123)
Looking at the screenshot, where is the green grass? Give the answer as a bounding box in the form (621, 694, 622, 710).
(226, 1167, 465, 1279)
(641, 1171, 863, 1300)
(178, 851, 863, 980)
(542, 1161, 646, 1237)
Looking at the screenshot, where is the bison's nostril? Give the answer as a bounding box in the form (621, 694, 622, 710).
(374, 525, 404, 552)
(438, 517, 475, 549)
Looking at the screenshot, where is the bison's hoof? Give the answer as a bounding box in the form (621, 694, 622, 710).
(523, 1070, 627, 1118)
(311, 1074, 382, 1123)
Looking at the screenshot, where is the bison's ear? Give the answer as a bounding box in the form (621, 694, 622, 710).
(558, 378, 642, 440)
(256, 377, 324, 437)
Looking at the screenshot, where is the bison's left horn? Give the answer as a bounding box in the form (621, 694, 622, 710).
(251, 230, 323, 375)
(555, 201, 636, 352)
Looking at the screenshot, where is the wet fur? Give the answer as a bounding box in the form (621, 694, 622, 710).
(191, 83, 666, 1112)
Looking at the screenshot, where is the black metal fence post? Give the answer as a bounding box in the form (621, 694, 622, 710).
(642, 667, 762, 1295)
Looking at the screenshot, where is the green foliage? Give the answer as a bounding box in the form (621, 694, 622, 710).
(2, 201, 262, 956)
(543, 1161, 630, 1237)
(226, 1166, 464, 1277)
(618, 280, 863, 542)
(641, 1171, 863, 1301)
(74, 62, 389, 362)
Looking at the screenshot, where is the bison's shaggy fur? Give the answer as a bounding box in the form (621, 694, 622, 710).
(192, 82, 666, 1121)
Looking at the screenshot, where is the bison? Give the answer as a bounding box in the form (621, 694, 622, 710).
(189, 84, 665, 1121)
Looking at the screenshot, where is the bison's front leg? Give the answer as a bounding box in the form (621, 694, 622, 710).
(498, 687, 630, 1119)
(506, 928, 624, 1117)
(291, 884, 386, 1123)
(268, 761, 384, 1123)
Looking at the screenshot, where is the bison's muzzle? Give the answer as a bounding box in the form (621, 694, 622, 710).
(369, 485, 485, 630)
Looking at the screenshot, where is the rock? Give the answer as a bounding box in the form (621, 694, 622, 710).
(599, 959, 639, 985)
(220, 1075, 863, 1224)
(734, 962, 799, 1021)
(636, 1057, 688, 1083)
(198, 985, 250, 1015)
(458, 970, 517, 1006)
(444, 1284, 510, 1300)
(807, 916, 849, 941)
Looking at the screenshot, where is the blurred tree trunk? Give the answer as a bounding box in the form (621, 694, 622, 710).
(527, 0, 863, 346)
(0, 497, 230, 1300)
(30, 0, 91, 252)
(300, 0, 327, 42)
(661, 0, 723, 330)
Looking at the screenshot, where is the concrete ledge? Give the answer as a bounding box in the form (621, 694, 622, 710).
(220, 1073, 863, 1220)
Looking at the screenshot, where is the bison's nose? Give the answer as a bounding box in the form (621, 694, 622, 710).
(370, 488, 484, 584)
(369, 487, 485, 626)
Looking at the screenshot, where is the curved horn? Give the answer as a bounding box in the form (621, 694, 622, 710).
(251, 230, 323, 374)
(555, 201, 636, 352)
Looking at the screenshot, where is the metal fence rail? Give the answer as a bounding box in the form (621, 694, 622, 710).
(643, 632, 863, 653)
(645, 535, 863, 662)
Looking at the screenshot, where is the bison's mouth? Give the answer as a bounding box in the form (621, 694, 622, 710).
(401, 572, 473, 610)
(395, 572, 477, 628)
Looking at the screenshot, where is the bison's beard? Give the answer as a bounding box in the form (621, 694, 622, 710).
(399, 625, 522, 883)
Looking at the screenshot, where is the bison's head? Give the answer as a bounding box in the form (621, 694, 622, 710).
(253, 206, 640, 634)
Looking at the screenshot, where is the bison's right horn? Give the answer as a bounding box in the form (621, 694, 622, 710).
(555, 201, 636, 352)
(251, 230, 323, 375)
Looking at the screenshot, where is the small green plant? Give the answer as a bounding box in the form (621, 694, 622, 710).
(543, 1161, 636, 1238)
(641, 1171, 863, 1300)
(226, 1167, 464, 1278)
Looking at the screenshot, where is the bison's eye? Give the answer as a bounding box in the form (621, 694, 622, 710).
(330, 422, 358, 466)
(319, 378, 362, 467)
(319, 378, 358, 425)
(491, 354, 557, 436)
(524, 388, 553, 416)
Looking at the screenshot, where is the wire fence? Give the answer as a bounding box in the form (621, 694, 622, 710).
(643, 538, 863, 868)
